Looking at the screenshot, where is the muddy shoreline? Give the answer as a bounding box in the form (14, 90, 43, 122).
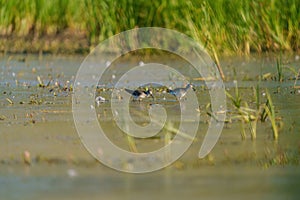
(1, 30, 299, 55)
(0, 29, 90, 54)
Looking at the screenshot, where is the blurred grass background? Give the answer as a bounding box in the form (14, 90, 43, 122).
(0, 0, 299, 54)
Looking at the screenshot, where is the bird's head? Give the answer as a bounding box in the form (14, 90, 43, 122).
(187, 84, 196, 91)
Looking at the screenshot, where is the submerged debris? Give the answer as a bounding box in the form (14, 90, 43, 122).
(95, 96, 106, 106)
(67, 169, 78, 178)
(6, 98, 14, 105)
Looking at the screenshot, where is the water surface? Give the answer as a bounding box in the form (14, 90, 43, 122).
(0, 53, 300, 199)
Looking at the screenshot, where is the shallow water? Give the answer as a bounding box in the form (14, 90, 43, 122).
(0, 53, 300, 199)
(1, 165, 300, 200)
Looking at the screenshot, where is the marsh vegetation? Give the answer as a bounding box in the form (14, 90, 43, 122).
(0, 0, 299, 54)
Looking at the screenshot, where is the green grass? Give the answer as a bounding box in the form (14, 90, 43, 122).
(0, 0, 299, 54)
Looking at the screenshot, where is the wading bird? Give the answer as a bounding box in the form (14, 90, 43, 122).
(168, 84, 195, 100)
(124, 88, 154, 101)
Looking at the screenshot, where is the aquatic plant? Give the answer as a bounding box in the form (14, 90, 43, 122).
(262, 55, 299, 83)
(226, 82, 279, 140)
(226, 81, 241, 109)
(127, 135, 138, 153)
(261, 89, 278, 140)
(226, 81, 256, 139)
(293, 69, 300, 89)
(253, 84, 260, 110)
(276, 55, 283, 82)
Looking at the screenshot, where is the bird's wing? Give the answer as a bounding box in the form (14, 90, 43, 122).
(172, 88, 182, 94)
(125, 88, 142, 96)
(132, 90, 142, 96)
(167, 88, 176, 96)
(124, 88, 135, 94)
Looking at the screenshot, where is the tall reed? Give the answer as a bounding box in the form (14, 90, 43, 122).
(0, 0, 299, 54)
